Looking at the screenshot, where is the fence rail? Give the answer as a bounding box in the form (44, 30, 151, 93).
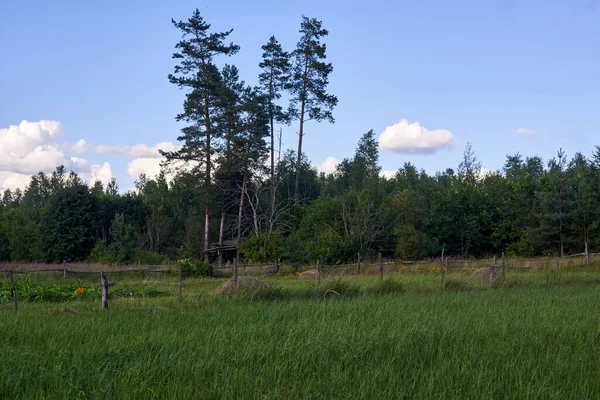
(1, 252, 598, 275)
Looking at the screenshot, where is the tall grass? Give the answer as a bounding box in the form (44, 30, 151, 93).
(1, 269, 599, 398)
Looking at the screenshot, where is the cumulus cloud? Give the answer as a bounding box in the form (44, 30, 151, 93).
(378, 119, 454, 154)
(514, 128, 536, 137)
(91, 163, 114, 184)
(0, 120, 73, 175)
(476, 168, 500, 181)
(317, 156, 340, 174)
(63, 138, 92, 154)
(96, 142, 178, 158)
(0, 120, 114, 191)
(127, 157, 163, 180)
(0, 172, 32, 192)
(380, 170, 397, 179)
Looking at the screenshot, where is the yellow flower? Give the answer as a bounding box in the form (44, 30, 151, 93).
(73, 287, 85, 294)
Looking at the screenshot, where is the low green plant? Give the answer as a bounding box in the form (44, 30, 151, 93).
(178, 258, 213, 277)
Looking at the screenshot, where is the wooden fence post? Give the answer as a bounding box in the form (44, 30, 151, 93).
(378, 253, 383, 280)
(63, 260, 67, 278)
(317, 258, 322, 283)
(233, 257, 238, 286)
(276, 259, 281, 275)
(489, 256, 497, 288)
(440, 249, 445, 287)
(178, 262, 183, 303)
(502, 252, 506, 278)
(101, 271, 109, 309)
(585, 242, 590, 267)
(357, 253, 361, 276)
(9, 270, 17, 312)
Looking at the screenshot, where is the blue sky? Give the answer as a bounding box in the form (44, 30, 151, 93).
(1, 0, 599, 191)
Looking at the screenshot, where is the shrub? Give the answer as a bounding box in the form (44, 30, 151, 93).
(136, 249, 170, 265)
(179, 258, 213, 277)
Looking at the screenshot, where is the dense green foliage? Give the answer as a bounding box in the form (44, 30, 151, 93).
(1, 141, 600, 263)
(1, 271, 599, 398)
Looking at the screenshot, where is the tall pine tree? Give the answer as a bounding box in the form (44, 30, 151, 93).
(288, 16, 338, 200)
(258, 36, 291, 218)
(162, 9, 239, 261)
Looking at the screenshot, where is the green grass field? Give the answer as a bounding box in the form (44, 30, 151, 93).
(1, 269, 600, 399)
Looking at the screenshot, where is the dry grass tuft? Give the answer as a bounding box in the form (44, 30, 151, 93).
(298, 269, 322, 280)
(210, 276, 267, 295)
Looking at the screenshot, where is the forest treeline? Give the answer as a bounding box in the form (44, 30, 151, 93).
(1, 140, 599, 264)
(1, 10, 599, 264)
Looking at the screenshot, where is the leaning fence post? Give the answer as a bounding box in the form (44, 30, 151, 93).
(378, 253, 383, 280)
(501, 252, 506, 277)
(357, 253, 361, 276)
(101, 271, 109, 309)
(233, 257, 238, 286)
(178, 262, 183, 303)
(9, 270, 18, 312)
(440, 249, 445, 287)
(489, 256, 497, 288)
(63, 260, 67, 278)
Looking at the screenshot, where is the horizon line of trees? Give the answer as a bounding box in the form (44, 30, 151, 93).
(1, 139, 600, 264)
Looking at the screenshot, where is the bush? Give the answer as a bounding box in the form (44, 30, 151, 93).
(179, 258, 213, 277)
(136, 249, 169, 265)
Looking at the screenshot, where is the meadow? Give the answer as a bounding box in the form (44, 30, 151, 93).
(1, 266, 599, 399)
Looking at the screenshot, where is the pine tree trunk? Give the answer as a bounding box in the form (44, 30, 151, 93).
(218, 211, 225, 266)
(204, 209, 210, 262)
(270, 114, 276, 221)
(202, 59, 212, 263)
(294, 105, 305, 201)
(294, 58, 309, 201)
(236, 171, 248, 266)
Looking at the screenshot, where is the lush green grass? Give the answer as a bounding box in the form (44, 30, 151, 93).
(1, 270, 600, 399)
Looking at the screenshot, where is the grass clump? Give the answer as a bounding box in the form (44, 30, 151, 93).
(314, 278, 360, 297)
(442, 278, 473, 292)
(365, 278, 404, 295)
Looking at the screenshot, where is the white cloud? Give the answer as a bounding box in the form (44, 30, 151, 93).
(64, 139, 92, 154)
(0, 172, 32, 192)
(514, 128, 536, 137)
(380, 170, 397, 179)
(378, 119, 454, 154)
(0, 120, 115, 191)
(95, 142, 178, 158)
(476, 167, 500, 181)
(0, 120, 74, 175)
(317, 156, 340, 174)
(80, 163, 115, 186)
(127, 157, 163, 180)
